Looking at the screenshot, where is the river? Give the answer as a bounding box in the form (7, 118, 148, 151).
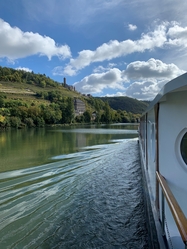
(0, 124, 149, 249)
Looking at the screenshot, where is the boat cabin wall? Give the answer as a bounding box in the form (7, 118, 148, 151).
(159, 90, 187, 216)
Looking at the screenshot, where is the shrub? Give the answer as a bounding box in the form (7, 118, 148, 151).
(10, 116, 21, 128)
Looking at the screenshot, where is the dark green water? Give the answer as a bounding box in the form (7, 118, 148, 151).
(0, 124, 149, 248)
(0, 124, 138, 172)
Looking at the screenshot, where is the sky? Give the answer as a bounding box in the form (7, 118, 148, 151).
(1, 0, 187, 100)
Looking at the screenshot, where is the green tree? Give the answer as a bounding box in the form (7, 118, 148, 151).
(9, 116, 21, 128)
(95, 111, 101, 123)
(28, 106, 41, 120)
(103, 102, 112, 123)
(24, 118, 35, 128)
(64, 97, 74, 124)
(0, 99, 4, 108)
(75, 114, 84, 123)
(40, 80, 46, 88)
(83, 110, 91, 123)
(35, 117, 45, 127)
(42, 106, 62, 124)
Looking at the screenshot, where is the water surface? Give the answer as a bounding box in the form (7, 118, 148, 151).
(0, 124, 138, 172)
(0, 124, 149, 248)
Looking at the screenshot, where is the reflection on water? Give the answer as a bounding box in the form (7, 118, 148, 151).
(0, 124, 138, 172)
(0, 124, 151, 249)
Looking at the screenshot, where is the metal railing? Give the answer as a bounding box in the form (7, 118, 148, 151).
(156, 171, 187, 249)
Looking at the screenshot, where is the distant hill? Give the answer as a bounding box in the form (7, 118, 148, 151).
(0, 66, 148, 128)
(97, 96, 149, 114)
(0, 66, 149, 115)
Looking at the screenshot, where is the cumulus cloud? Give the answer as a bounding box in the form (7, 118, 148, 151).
(124, 58, 185, 100)
(16, 67, 32, 72)
(128, 24, 137, 31)
(62, 22, 187, 77)
(0, 19, 71, 60)
(124, 58, 184, 79)
(63, 22, 168, 75)
(73, 58, 185, 100)
(73, 68, 124, 94)
(167, 22, 187, 46)
(125, 79, 166, 100)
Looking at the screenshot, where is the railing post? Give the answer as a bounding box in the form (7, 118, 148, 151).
(161, 191, 165, 236)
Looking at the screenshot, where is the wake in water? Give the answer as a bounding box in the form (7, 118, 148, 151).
(0, 139, 148, 249)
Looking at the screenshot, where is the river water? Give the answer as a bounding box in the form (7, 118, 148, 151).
(0, 124, 149, 249)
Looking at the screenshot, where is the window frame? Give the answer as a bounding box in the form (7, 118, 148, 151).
(175, 128, 187, 171)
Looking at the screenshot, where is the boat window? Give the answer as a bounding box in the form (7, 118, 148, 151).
(180, 132, 187, 165)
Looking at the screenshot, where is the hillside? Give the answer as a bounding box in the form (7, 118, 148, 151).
(0, 66, 147, 128)
(98, 96, 148, 114)
(0, 67, 82, 101)
(0, 66, 148, 115)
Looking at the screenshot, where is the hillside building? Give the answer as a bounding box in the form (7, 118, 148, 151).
(74, 98, 86, 115)
(63, 77, 75, 91)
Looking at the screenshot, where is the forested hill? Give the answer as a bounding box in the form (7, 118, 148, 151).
(0, 66, 149, 115)
(0, 66, 148, 128)
(97, 96, 149, 114)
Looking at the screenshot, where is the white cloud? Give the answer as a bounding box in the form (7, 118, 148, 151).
(124, 58, 184, 79)
(63, 22, 168, 76)
(128, 24, 137, 31)
(93, 63, 117, 73)
(125, 79, 166, 100)
(73, 68, 124, 94)
(16, 67, 32, 72)
(52, 66, 64, 76)
(63, 21, 187, 76)
(108, 62, 117, 68)
(105, 91, 126, 97)
(167, 23, 187, 46)
(93, 66, 107, 73)
(0, 19, 71, 60)
(123, 58, 185, 100)
(63, 65, 77, 76)
(73, 58, 185, 100)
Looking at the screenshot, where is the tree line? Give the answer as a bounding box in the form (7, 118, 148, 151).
(0, 94, 140, 129)
(0, 66, 59, 88)
(98, 96, 148, 114)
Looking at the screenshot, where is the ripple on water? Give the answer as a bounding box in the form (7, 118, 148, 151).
(0, 139, 149, 249)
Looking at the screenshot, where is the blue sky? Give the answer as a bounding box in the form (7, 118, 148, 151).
(0, 0, 187, 100)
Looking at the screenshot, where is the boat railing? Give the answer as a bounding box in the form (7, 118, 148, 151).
(156, 171, 187, 248)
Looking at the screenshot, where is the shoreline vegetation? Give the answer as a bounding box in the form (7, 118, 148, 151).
(0, 66, 147, 130)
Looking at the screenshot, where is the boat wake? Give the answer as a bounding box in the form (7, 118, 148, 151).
(0, 139, 148, 249)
